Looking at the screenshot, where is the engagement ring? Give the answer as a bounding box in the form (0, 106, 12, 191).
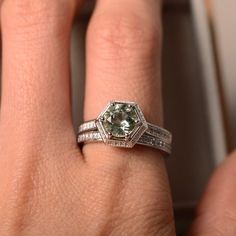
(77, 101, 172, 155)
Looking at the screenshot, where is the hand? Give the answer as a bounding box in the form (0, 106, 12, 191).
(0, 0, 235, 235)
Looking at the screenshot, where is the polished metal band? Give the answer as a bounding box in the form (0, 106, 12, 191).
(78, 120, 172, 154)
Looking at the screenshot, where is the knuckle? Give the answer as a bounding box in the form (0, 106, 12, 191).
(100, 176, 174, 235)
(104, 202, 175, 236)
(0, 147, 79, 234)
(1, 0, 75, 39)
(88, 14, 161, 60)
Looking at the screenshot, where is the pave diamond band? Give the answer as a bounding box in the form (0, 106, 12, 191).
(78, 131, 172, 154)
(77, 101, 173, 155)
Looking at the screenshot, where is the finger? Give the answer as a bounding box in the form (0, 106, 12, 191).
(0, 0, 81, 144)
(0, 0, 4, 95)
(85, 0, 163, 122)
(83, 0, 175, 234)
(188, 151, 236, 235)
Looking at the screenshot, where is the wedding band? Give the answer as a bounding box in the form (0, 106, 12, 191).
(77, 101, 173, 155)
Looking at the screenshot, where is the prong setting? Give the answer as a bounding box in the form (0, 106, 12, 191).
(125, 133, 130, 141)
(108, 132, 113, 139)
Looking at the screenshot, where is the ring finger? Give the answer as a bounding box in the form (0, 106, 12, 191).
(83, 0, 175, 234)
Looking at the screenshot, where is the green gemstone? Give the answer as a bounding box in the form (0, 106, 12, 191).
(102, 103, 139, 138)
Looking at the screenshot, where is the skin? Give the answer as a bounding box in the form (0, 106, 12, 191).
(0, 0, 235, 235)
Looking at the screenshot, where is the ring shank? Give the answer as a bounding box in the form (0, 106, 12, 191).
(77, 131, 171, 154)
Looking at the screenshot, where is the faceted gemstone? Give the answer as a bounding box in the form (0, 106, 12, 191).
(102, 103, 139, 138)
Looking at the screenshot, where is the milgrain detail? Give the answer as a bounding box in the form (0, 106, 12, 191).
(77, 131, 102, 143)
(78, 120, 97, 133)
(77, 131, 171, 155)
(146, 123, 172, 143)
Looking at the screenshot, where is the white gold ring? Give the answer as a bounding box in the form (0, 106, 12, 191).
(77, 101, 172, 155)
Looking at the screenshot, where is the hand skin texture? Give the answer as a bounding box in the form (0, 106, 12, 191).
(0, 0, 235, 235)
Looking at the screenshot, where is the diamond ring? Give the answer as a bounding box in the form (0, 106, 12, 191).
(77, 101, 172, 155)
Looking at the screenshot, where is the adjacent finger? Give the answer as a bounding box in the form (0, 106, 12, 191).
(188, 151, 236, 235)
(0, 1, 84, 233)
(0, 0, 80, 143)
(82, 0, 175, 234)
